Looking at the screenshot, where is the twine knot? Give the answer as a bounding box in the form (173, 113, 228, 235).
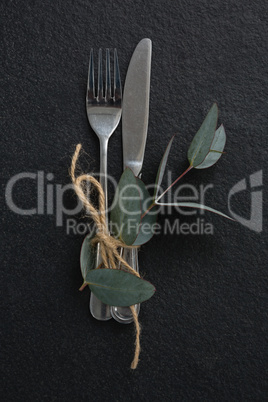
(70, 144, 141, 369)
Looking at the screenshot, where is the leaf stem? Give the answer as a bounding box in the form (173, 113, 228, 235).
(141, 165, 193, 220)
(79, 282, 87, 291)
(141, 201, 156, 219)
(155, 165, 193, 203)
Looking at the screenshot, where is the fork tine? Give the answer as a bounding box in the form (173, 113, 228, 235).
(105, 49, 111, 101)
(87, 49, 95, 101)
(114, 49, 122, 102)
(97, 49, 104, 101)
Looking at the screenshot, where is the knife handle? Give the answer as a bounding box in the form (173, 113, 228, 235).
(89, 243, 112, 320)
(110, 248, 140, 324)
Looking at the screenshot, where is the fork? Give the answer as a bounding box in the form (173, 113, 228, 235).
(86, 48, 122, 320)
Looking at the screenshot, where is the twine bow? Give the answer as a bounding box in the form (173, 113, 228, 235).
(70, 144, 141, 369)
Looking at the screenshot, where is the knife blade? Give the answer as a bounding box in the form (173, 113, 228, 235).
(122, 38, 152, 175)
(111, 38, 152, 323)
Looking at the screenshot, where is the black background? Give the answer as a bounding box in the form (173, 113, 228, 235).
(1, 0, 267, 401)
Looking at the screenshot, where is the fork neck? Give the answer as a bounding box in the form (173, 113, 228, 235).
(99, 136, 109, 227)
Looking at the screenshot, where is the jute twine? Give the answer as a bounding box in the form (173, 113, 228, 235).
(70, 144, 141, 370)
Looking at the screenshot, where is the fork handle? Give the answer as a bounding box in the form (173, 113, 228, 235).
(111, 248, 140, 324)
(99, 136, 109, 226)
(90, 244, 112, 320)
(90, 136, 112, 320)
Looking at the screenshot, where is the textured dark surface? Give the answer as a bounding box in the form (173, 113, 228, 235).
(1, 0, 267, 401)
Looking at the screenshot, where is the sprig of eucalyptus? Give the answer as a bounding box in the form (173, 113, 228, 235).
(80, 103, 233, 307)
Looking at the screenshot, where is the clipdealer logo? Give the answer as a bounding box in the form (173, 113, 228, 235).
(4, 169, 263, 234)
(5, 171, 84, 227)
(228, 170, 263, 233)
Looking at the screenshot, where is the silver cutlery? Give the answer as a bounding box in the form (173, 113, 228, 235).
(86, 48, 122, 320)
(111, 38, 152, 323)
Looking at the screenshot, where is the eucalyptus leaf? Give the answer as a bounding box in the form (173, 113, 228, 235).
(80, 230, 97, 282)
(133, 178, 158, 246)
(194, 125, 226, 169)
(86, 268, 155, 306)
(110, 168, 142, 246)
(154, 135, 175, 199)
(155, 201, 234, 220)
(187, 103, 218, 167)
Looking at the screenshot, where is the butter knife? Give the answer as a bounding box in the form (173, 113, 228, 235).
(111, 38, 152, 323)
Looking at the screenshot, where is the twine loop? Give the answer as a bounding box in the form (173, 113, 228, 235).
(70, 144, 141, 369)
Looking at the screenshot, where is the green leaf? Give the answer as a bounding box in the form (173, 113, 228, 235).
(154, 135, 175, 199)
(187, 103, 219, 167)
(155, 201, 234, 220)
(86, 268, 155, 306)
(133, 178, 158, 246)
(80, 231, 97, 282)
(110, 168, 142, 246)
(194, 124, 226, 169)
